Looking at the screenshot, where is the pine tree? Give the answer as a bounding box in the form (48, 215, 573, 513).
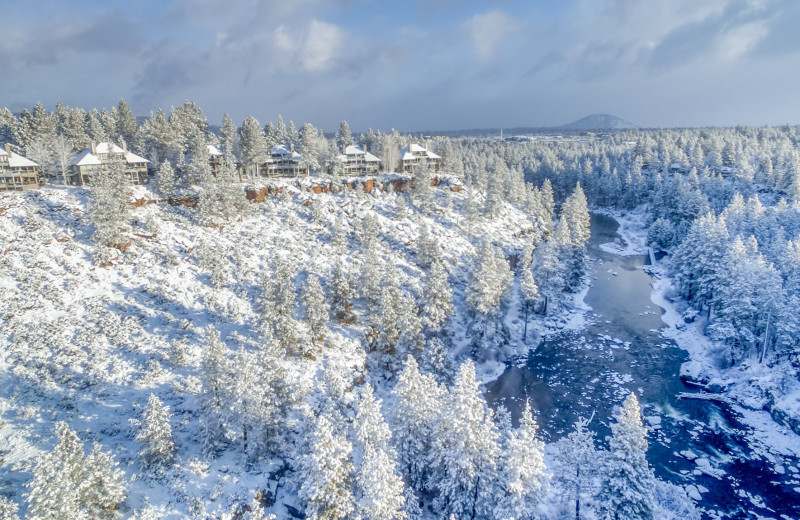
(300, 123, 321, 172)
(466, 240, 513, 324)
(336, 120, 353, 151)
(297, 414, 355, 520)
(26, 422, 125, 520)
(88, 153, 130, 254)
(331, 257, 355, 322)
(155, 160, 177, 199)
(495, 401, 548, 520)
(421, 258, 453, 332)
(519, 268, 539, 342)
(430, 360, 501, 520)
(0, 496, 19, 520)
(301, 273, 328, 343)
(352, 384, 406, 520)
(598, 392, 655, 520)
(412, 162, 434, 214)
(134, 394, 175, 470)
(200, 326, 230, 452)
(555, 416, 598, 520)
(391, 356, 445, 491)
(114, 99, 138, 147)
(240, 116, 266, 179)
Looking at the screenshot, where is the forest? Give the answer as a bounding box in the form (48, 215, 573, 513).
(1, 100, 799, 519)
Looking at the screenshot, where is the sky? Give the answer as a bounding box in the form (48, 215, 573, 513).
(2, 0, 800, 132)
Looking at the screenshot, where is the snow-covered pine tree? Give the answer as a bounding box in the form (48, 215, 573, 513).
(598, 392, 656, 520)
(331, 256, 356, 323)
(519, 267, 539, 342)
(88, 151, 130, 256)
(429, 359, 501, 520)
(134, 394, 175, 471)
(352, 384, 406, 520)
(26, 422, 125, 520)
(200, 326, 230, 452)
(494, 400, 548, 520)
(532, 236, 565, 314)
(336, 120, 354, 151)
(155, 160, 177, 200)
(297, 414, 356, 520)
(555, 415, 598, 520)
(390, 356, 445, 491)
(0, 495, 19, 520)
(420, 257, 453, 333)
(301, 273, 328, 344)
(239, 116, 266, 180)
(412, 161, 435, 214)
(465, 239, 513, 344)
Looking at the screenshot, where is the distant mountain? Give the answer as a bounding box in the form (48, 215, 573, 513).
(561, 114, 637, 130)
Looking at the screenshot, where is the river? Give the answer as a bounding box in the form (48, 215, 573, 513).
(486, 213, 800, 520)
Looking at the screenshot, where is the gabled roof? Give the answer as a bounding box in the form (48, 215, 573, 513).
(0, 146, 39, 168)
(70, 149, 102, 166)
(400, 143, 441, 161)
(125, 151, 150, 164)
(207, 144, 223, 156)
(70, 142, 151, 167)
(343, 145, 382, 163)
(271, 144, 302, 161)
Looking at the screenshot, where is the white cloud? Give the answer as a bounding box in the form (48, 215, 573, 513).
(301, 19, 345, 72)
(715, 20, 770, 60)
(462, 11, 522, 62)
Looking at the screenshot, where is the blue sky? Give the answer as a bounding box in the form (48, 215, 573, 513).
(2, 0, 800, 131)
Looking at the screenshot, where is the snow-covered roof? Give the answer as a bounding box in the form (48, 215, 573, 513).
(125, 151, 150, 164)
(399, 144, 441, 161)
(95, 142, 125, 154)
(70, 143, 151, 167)
(207, 145, 223, 156)
(342, 145, 381, 163)
(270, 145, 302, 161)
(70, 149, 102, 167)
(0, 147, 39, 168)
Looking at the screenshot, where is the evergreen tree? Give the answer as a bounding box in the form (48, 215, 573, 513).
(155, 160, 177, 199)
(421, 258, 453, 332)
(239, 116, 267, 179)
(219, 113, 237, 158)
(114, 99, 138, 147)
(598, 392, 655, 520)
(26, 422, 125, 520)
(297, 414, 355, 520)
(301, 273, 328, 343)
(200, 326, 230, 452)
(555, 416, 598, 520)
(391, 356, 445, 491)
(300, 123, 321, 172)
(352, 384, 406, 520)
(336, 120, 353, 151)
(331, 257, 356, 322)
(494, 401, 548, 520)
(519, 268, 539, 342)
(430, 360, 501, 520)
(134, 394, 175, 470)
(88, 154, 130, 254)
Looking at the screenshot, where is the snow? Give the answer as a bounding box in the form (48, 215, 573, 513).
(0, 178, 539, 518)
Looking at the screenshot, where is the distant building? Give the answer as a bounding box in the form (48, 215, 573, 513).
(0, 144, 40, 192)
(399, 143, 441, 173)
(257, 144, 308, 178)
(69, 142, 150, 186)
(206, 144, 225, 176)
(330, 145, 382, 176)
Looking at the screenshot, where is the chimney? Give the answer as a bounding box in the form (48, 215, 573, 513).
(290, 143, 294, 153)
(4, 143, 12, 158)
(122, 141, 127, 153)
(363, 144, 367, 154)
(91, 142, 97, 155)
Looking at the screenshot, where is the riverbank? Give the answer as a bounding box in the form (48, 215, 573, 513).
(604, 207, 800, 462)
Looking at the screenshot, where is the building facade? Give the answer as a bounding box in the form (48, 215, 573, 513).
(256, 145, 309, 178)
(399, 143, 441, 173)
(0, 144, 40, 191)
(68, 142, 150, 186)
(330, 145, 382, 176)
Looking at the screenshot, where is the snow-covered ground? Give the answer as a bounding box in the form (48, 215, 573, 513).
(0, 180, 538, 518)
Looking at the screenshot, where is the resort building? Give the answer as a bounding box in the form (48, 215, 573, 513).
(330, 145, 382, 176)
(69, 142, 150, 186)
(399, 143, 441, 173)
(0, 144, 40, 191)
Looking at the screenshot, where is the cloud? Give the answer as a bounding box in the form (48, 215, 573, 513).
(301, 19, 345, 72)
(462, 11, 522, 62)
